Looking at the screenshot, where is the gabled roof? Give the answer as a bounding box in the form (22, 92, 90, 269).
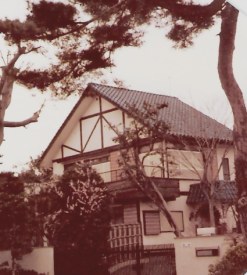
(88, 83, 232, 141)
(186, 181, 237, 204)
(40, 83, 232, 167)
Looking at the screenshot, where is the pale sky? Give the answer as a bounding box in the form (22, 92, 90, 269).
(0, 0, 247, 172)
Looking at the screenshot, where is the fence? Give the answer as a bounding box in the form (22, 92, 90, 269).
(107, 224, 176, 275)
(106, 245, 176, 275)
(109, 224, 142, 249)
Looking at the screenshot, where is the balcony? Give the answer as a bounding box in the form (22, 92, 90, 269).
(98, 166, 171, 183)
(98, 167, 179, 202)
(109, 223, 142, 249)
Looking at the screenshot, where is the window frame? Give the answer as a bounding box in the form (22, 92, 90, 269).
(160, 211, 184, 233)
(222, 157, 230, 181)
(143, 210, 161, 236)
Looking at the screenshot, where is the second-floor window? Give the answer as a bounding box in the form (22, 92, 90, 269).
(222, 158, 230, 180)
(168, 149, 203, 179)
(139, 152, 166, 178)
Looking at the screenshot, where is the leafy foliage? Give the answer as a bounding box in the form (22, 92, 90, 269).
(0, 0, 224, 96)
(44, 163, 110, 275)
(209, 241, 247, 275)
(0, 173, 40, 265)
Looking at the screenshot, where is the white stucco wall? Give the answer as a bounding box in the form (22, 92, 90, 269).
(101, 97, 115, 111)
(103, 110, 123, 147)
(63, 122, 81, 156)
(52, 162, 64, 175)
(0, 247, 54, 275)
(174, 235, 233, 275)
(139, 197, 196, 246)
(83, 96, 100, 116)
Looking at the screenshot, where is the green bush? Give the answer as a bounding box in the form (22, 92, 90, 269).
(209, 242, 247, 275)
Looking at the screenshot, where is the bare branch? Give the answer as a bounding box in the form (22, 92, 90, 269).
(6, 45, 26, 71)
(3, 112, 39, 128)
(0, 51, 6, 66)
(3, 102, 44, 128)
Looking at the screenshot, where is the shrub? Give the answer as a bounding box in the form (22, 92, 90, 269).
(209, 241, 247, 275)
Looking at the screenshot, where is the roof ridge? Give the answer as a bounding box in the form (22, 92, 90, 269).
(88, 82, 178, 99)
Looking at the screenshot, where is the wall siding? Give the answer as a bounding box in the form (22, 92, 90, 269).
(124, 204, 138, 224)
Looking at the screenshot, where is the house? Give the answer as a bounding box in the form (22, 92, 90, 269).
(40, 83, 237, 250)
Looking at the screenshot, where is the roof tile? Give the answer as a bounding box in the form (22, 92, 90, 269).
(89, 83, 232, 141)
(186, 181, 237, 204)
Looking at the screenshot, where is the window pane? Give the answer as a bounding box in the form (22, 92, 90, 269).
(222, 158, 230, 180)
(161, 211, 184, 232)
(139, 152, 165, 177)
(124, 204, 138, 224)
(143, 211, 160, 235)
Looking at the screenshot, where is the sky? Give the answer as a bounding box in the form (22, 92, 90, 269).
(0, 0, 247, 172)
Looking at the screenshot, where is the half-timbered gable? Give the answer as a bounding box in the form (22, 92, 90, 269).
(40, 83, 237, 246)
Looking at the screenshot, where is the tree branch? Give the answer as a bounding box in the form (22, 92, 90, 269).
(3, 111, 40, 127)
(6, 44, 26, 71)
(154, 0, 225, 21)
(42, 0, 130, 41)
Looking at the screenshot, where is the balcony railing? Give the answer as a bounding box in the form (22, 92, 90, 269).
(107, 223, 143, 269)
(109, 223, 142, 249)
(99, 166, 166, 183)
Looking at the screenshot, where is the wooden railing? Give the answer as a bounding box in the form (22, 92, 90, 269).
(107, 224, 143, 271)
(109, 223, 142, 249)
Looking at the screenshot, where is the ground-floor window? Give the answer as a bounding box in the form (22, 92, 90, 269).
(143, 211, 161, 235)
(160, 211, 184, 232)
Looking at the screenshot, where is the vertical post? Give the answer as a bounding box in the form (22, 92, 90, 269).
(136, 243, 141, 275)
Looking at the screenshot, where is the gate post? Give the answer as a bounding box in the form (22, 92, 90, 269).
(136, 243, 141, 275)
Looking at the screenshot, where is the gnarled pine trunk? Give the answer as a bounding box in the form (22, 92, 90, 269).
(218, 3, 247, 235)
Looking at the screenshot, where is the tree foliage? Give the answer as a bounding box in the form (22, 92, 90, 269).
(44, 163, 110, 275)
(209, 241, 247, 275)
(0, 172, 40, 274)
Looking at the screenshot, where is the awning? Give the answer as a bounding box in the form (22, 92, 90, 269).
(186, 181, 238, 205)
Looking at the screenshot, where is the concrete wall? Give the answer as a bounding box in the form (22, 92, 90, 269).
(174, 235, 233, 275)
(0, 247, 54, 275)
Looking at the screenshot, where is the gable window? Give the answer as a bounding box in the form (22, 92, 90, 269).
(160, 211, 184, 232)
(222, 158, 230, 180)
(143, 211, 160, 235)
